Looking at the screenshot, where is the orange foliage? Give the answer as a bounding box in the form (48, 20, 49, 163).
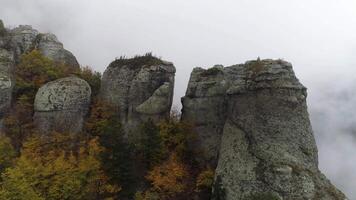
(145, 153, 189, 198)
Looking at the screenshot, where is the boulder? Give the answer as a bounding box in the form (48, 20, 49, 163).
(182, 59, 347, 199)
(100, 55, 175, 141)
(34, 76, 91, 134)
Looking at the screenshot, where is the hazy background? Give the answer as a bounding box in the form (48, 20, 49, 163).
(1, 0, 356, 198)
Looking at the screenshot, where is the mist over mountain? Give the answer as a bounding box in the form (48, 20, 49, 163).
(1, 0, 356, 199)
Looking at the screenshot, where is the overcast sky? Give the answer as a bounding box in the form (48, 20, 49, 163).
(1, 0, 356, 198)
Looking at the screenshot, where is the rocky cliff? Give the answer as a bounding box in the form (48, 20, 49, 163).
(0, 20, 14, 127)
(0, 19, 348, 199)
(182, 59, 346, 199)
(9, 25, 79, 67)
(0, 20, 80, 128)
(100, 55, 175, 141)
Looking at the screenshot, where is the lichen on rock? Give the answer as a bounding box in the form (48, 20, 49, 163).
(34, 76, 91, 134)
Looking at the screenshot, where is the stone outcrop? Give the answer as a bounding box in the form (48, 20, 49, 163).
(9, 24, 79, 68)
(0, 21, 14, 127)
(34, 76, 91, 134)
(34, 33, 79, 67)
(0, 19, 79, 128)
(182, 59, 347, 199)
(181, 65, 227, 166)
(100, 55, 175, 141)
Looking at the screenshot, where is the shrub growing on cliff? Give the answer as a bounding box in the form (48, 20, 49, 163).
(13, 50, 72, 101)
(139, 119, 164, 169)
(5, 50, 74, 149)
(76, 66, 101, 97)
(110, 53, 166, 69)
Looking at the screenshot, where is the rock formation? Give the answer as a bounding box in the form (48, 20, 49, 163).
(182, 59, 346, 199)
(34, 33, 79, 68)
(100, 55, 175, 141)
(0, 19, 348, 199)
(34, 76, 91, 134)
(181, 65, 227, 166)
(0, 19, 79, 128)
(9, 24, 79, 68)
(0, 20, 14, 127)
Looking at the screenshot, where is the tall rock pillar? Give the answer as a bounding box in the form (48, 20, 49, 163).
(182, 59, 347, 199)
(100, 55, 175, 142)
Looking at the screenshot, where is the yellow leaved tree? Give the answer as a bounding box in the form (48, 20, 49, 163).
(0, 133, 120, 200)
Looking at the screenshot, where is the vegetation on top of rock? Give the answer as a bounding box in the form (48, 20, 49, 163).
(201, 67, 223, 76)
(109, 52, 167, 69)
(13, 50, 74, 102)
(246, 58, 266, 75)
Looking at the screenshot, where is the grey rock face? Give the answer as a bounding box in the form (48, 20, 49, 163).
(34, 76, 91, 134)
(35, 33, 79, 67)
(9, 24, 79, 68)
(100, 56, 175, 141)
(182, 59, 346, 199)
(10, 25, 39, 60)
(0, 48, 14, 126)
(0, 21, 14, 128)
(181, 65, 227, 166)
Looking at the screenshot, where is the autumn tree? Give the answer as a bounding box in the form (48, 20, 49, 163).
(2, 95, 34, 150)
(0, 136, 16, 173)
(76, 66, 101, 97)
(195, 167, 215, 199)
(13, 50, 73, 101)
(86, 100, 136, 199)
(139, 119, 163, 169)
(4, 50, 74, 149)
(0, 133, 119, 200)
(144, 153, 189, 199)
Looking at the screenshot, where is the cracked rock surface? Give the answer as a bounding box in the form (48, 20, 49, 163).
(182, 59, 347, 199)
(34, 76, 91, 134)
(100, 56, 175, 142)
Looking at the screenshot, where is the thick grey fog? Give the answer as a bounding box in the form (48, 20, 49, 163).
(1, 0, 356, 197)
